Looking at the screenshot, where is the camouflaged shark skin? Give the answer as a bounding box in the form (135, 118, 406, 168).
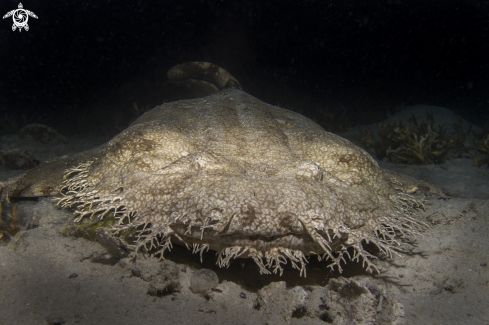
(2, 63, 429, 276)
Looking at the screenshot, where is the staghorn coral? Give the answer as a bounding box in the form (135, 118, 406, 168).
(472, 122, 489, 167)
(356, 111, 471, 165)
(385, 121, 452, 164)
(474, 134, 489, 154)
(1, 62, 434, 277)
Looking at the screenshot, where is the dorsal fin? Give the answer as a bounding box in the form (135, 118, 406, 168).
(167, 62, 241, 97)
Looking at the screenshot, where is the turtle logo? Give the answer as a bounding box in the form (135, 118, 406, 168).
(3, 3, 38, 32)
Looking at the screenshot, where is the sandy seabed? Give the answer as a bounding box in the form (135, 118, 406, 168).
(1, 105, 488, 325)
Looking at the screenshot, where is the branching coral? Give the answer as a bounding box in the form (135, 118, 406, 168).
(472, 122, 489, 167)
(356, 111, 476, 165)
(475, 134, 489, 154)
(385, 122, 452, 164)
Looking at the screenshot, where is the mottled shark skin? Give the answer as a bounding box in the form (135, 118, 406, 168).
(1, 62, 441, 276)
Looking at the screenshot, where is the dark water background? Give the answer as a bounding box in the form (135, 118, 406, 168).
(0, 0, 488, 135)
